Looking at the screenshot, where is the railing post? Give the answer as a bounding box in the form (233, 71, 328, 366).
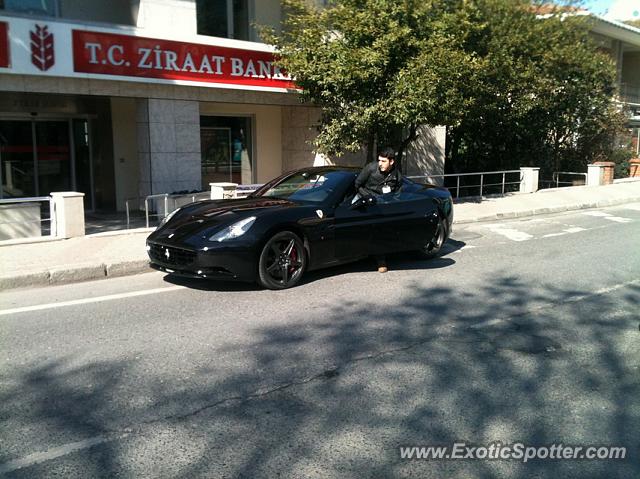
(479, 174, 484, 197)
(456, 176, 460, 198)
(519, 167, 540, 193)
(49, 197, 56, 237)
(145, 198, 150, 228)
(502, 172, 506, 195)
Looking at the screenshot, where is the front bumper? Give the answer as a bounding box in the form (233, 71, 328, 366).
(146, 240, 257, 282)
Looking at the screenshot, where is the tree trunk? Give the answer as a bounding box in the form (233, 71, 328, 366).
(396, 124, 418, 170)
(366, 131, 375, 165)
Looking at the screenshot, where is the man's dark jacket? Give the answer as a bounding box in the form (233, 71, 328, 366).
(355, 161, 402, 196)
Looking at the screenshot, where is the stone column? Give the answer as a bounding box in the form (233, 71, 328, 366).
(519, 167, 540, 193)
(629, 158, 640, 178)
(137, 99, 202, 198)
(51, 192, 85, 239)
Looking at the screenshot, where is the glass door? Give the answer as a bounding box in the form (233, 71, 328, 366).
(0, 120, 36, 198)
(200, 116, 253, 187)
(201, 126, 233, 185)
(34, 120, 72, 195)
(1, 118, 94, 206)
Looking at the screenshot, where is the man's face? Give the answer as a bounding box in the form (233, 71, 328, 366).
(378, 156, 394, 173)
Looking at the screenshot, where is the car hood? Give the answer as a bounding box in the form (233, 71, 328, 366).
(149, 196, 299, 243)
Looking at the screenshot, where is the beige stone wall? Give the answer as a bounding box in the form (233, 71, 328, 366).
(111, 98, 140, 211)
(137, 0, 197, 36)
(253, 0, 282, 41)
(404, 126, 447, 182)
(281, 106, 322, 171)
(280, 106, 443, 176)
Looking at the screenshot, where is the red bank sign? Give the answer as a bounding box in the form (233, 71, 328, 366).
(72, 30, 295, 90)
(0, 22, 9, 68)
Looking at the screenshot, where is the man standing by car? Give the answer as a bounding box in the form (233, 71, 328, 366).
(354, 147, 402, 273)
(354, 147, 402, 197)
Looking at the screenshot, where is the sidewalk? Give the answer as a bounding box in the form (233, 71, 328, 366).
(1, 180, 639, 290)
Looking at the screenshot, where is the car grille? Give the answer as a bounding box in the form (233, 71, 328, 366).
(148, 243, 196, 267)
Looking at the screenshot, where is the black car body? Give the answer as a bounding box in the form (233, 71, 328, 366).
(147, 166, 453, 289)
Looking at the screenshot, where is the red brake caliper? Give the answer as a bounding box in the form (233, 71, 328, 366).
(289, 246, 297, 275)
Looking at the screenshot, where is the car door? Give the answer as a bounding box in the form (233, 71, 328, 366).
(369, 192, 438, 255)
(331, 198, 378, 260)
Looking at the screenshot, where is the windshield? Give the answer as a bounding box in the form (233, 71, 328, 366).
(258, 171, 347, 204)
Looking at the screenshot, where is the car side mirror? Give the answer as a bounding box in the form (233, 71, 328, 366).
(349, 195, 377, 210)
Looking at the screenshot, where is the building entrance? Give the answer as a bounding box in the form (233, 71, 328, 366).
(200, 116, 253, 187)
(0, 118, 94, 209)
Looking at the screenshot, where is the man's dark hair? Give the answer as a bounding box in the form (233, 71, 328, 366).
(378, 147, 396, 160)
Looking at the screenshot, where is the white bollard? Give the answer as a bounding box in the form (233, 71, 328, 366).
(51, 192, 85, 239)
(519, 167, 540, 193)
(210, 182, 238, 200)
(587, 164, 604, 186)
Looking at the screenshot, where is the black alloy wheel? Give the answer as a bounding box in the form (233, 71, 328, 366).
(420, 217, 448, 259)
(258, 231, 307, 289)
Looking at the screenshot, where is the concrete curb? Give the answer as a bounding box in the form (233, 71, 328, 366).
(0, 260, 152, 290)
(453, 196, 640, 224)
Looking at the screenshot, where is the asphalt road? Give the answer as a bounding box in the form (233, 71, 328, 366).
(1, 203, 639, 478)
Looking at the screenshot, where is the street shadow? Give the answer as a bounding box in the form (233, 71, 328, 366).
(1, 275, 638, 477)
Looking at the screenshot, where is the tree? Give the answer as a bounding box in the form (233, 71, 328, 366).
(446, 1, 625, 178)
(266, 0, 624, 175)
(264, 0, 471, 163)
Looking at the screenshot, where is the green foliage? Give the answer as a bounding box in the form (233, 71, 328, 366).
(447, 1, 625, 176)
(265, 0, 625, 173)
(264, 0, 470, 160)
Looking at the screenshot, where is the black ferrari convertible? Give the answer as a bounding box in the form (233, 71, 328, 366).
(146, 166, 453, 289)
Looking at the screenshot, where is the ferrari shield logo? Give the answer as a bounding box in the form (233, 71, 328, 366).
(164, 248, 170, 259)
(316, 209, 324, 219)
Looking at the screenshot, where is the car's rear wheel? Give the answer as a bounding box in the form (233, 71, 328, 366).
(419, 217, 448, 259)
(258, 231, 307, 289)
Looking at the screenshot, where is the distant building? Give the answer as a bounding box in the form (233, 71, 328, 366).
(589, 16, 640, 155)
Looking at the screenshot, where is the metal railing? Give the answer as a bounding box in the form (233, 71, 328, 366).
(619, 83, 640, 106)
(0, 196, 55, 239)
(539, 171, 588, 189)
(236, 184, 262, 198)
(126, 191, 212, 228)
(407, 170, 522, 199)
(544, 171, 588, 189)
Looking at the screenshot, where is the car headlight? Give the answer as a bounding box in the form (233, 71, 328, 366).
(208, 216, 256, 242)
(158, 208, 180, 228)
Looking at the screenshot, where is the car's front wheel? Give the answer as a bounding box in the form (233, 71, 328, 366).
(258, 231, 307, 289)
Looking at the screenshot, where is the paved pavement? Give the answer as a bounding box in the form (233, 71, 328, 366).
(1, 180, 639, 290)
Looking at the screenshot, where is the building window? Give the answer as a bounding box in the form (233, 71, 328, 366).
(196, 0, 251, 41)
(0, 0, 59, 17)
